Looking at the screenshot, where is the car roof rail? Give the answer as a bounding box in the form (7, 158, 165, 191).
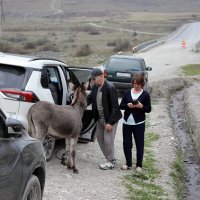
(29, 57, 65, 64)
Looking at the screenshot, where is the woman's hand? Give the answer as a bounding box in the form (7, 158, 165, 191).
(127, 102, 143, 109)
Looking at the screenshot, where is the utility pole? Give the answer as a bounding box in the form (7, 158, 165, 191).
(0, 0, 5, 38)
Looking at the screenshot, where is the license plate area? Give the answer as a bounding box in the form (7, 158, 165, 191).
(116, 72, 131, 78)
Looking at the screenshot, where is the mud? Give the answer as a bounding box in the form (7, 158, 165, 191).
(170, 90, 200, 200)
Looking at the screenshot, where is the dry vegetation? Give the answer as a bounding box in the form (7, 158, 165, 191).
(1, 0, 200, 66)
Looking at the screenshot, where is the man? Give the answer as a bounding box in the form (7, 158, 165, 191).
(87, 68, 122, 170)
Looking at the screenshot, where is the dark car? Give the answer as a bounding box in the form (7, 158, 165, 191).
(104, 54, 152, 93)
(0, 108, 46, 200)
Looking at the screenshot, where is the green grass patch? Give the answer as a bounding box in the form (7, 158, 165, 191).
(170, 147, 185, 200)
(123, 132, 169, 200)
(182, 64, 200, 76)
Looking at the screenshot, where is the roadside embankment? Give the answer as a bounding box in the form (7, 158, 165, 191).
(184, 76, 200, 158)
(149, 76, 200, 199)
(150, 76, 200, 158)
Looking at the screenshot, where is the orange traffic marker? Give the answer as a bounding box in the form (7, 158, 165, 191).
(182, 40, 186, 48)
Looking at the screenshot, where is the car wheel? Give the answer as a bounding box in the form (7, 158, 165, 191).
(22, 175, 41, 200)
(43, 135, 55, 161)
(78, 138, 89, 143)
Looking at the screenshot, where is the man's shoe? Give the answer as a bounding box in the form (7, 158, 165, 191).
(111, 158, 117, 164)
(99, 162, 115, 170)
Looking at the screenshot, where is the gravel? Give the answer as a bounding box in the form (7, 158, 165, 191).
(43, 76, 200, 200)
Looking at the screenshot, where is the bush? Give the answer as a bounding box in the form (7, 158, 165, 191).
(0, 41, 26, 54)
(107, 41, 116, 46)
(89, 30, 100, 35)
(113, 39, 130, 52)
(35, 38, 49, 46)
(66, 37, 75, 43)
(4, 35, 27, 43)
(24, 42, 36, 50)
(76, 44, 92, 57)
(40, 44, 60, 52)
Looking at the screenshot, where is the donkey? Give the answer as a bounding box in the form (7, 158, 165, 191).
(27, 84, 87, 173)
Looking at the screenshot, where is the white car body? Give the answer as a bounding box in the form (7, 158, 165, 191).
(0, 53, 96, 142)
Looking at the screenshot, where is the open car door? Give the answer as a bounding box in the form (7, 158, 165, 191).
(63, 66, 97, 143)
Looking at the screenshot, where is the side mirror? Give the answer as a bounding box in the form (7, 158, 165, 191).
(146, 67, 152, 71)
(6, 118, 23, 133)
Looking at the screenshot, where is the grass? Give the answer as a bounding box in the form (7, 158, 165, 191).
(182, 64, 200, 76)
(123, 131, 169, 200)
(170, 147, 185, 200)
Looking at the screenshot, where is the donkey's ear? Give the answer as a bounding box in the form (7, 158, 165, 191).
(81, 82, 87, 91)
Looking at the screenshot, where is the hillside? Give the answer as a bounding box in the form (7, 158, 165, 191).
(4, 0, 200, 18)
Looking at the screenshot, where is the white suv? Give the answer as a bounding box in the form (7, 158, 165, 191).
(0, 52, 96, 160)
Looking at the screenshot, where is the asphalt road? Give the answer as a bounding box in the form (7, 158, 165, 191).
(138, 22, 200, 82)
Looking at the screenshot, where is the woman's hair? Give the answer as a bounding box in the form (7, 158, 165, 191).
(131, 73, 145, 87)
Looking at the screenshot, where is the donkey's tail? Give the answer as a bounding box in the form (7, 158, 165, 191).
(27, 109, 36, 137)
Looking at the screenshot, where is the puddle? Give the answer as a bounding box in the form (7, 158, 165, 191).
(170, 90, 200, 200)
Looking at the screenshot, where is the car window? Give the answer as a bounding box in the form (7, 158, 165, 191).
(107, 58, 143, 71)
(47, 67, 59, 83)
(69, 68, 91, 84)
(0, 64, 25, 89)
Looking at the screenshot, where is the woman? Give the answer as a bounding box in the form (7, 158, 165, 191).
(120, 73, 151, 173)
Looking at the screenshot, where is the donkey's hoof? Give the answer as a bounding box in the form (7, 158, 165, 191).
(61, 159, 67, 166)
(73, 169, 79, 174)
(67, 166, 72, 170)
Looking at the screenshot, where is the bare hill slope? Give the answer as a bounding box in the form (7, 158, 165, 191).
(5, 0, 200, 17)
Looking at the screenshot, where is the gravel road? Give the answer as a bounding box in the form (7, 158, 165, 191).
(42, 77, 200, 200)
(43, 22, 200, 200)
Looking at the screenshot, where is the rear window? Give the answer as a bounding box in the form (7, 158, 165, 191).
(0, 65, 26, 89)
(107, 58, 143, 71)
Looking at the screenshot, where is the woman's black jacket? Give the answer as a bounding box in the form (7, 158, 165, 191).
(120, 89, 151, 123)
(87, 80, 122, 125)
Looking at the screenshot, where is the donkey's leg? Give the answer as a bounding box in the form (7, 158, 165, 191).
(34, 121, 48, 141)
(62, 138, 72, 170)
(70, 137, 79, 174)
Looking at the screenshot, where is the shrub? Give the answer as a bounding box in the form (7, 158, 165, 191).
(76, 44, 92, 57)
(113, 39, 130, 52)
(40, 43, 60, 52)
(89, 30, 100, 35)
(0, 41, 26, 54)
(4, 35, 27, 43)
(35, 38, 49, 46)
(66, 37, 75, 43)
(24, 42, 36, 50)
(107, 41, 116, 46)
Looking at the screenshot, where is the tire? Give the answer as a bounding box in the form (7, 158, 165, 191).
(78, 138, 89, 143)
(22, 175, 41, 200)
(43, 135, 55, 161)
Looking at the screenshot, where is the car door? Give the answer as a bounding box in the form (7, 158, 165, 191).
(0, 109, 23, 200)
(62, 66, 96, 142)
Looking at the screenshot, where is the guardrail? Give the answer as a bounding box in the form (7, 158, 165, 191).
(132, 39, 163, 53)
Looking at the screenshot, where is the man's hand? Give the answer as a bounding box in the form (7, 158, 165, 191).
(105, 124, 113, 132)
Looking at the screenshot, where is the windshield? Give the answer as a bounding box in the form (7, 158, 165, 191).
(107, 58, 143, 71)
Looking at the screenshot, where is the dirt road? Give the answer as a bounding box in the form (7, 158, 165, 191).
(43, 22, 200, 200)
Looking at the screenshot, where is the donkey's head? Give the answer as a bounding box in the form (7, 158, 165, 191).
(71, 83, 87, 109)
